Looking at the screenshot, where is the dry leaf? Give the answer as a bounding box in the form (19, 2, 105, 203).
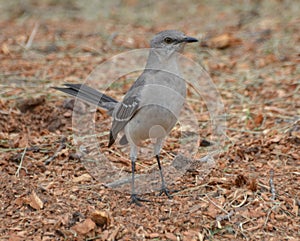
(254, 113, 264, 126)
(72, 173, 92, 183)
(248, 178, 258, 192)
(72, 218, 96, 235)
(14, 197, 24, 207)
(90, 210, 110, 227)
(268, 135, 282, 143)
(206, 33, 241, 49)
(148, 233, 160, 238)
(235, 174, 248, 187)
(206, 203, 220, 218)
(165, 232, 177, 241)
(1, 43, 10, 55)
(24, 191, 43, 210)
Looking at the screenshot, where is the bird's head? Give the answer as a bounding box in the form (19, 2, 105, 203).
(150, 30, 198, 54)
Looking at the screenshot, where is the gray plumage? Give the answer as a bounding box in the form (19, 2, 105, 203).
(53, 30, 198, 205)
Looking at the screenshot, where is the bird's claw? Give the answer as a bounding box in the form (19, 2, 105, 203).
(130, 194, 150, 206)
(158, 186, 172, 199)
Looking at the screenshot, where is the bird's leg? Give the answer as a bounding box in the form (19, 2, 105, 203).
(130, 155, 139, 204)
(154, 138, 172, 198)
(156, 154, 172, 199)
(130, 145, 149, 205)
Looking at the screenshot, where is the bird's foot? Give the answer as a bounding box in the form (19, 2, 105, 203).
(130, 194, 150, 206)
(158, 186, 172, 199)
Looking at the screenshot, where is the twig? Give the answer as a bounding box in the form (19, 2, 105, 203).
(85, 235, 102, 241)
(15, 147, 27, 177)
(263, 204, 278, 228)
(269, 169, 276, 200)
(0, 147, 24, 153)
(205, 194, 228, 214)
(230, 192, 249, 208)
(25, 22, 39, 49)
(258, 182, 270, 191)
(238, 219, 251, 234)
(44, 137, 67, 165)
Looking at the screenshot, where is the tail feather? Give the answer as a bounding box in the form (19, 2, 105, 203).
(53, 84, 118, 112)
(64, 84, 118, 103)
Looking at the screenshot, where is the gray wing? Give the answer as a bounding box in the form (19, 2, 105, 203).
(108, 73, 146, 147)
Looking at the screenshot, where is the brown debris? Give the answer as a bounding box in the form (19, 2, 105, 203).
(165, 232, 178, 241)
(16, 96, 46, 113)
(72, 173, 92, 183)
(23, 190, 44, 210)
(71, 218, 96, 235)
(235, 174, 248, 188)
(201, 33, 242, 49)
(90, 210, 110, 227)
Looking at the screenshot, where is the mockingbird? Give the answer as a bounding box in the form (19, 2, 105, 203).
(54, 30, 198, 205)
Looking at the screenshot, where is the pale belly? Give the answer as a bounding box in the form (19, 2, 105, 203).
(125, 105, 178, 146)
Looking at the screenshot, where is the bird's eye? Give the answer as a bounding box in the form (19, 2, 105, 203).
(164, 37, 173, 44)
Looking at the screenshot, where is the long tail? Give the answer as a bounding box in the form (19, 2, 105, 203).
(53, 84, 118, 114)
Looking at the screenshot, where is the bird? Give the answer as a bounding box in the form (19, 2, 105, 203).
(53, 30, 198, 205)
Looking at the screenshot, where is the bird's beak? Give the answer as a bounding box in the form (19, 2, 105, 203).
(183, 36, 198, 43)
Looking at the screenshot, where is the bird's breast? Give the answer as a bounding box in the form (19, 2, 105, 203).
(125, 73, 186, 146)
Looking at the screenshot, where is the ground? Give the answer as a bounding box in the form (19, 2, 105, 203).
(0, 0, 299, 240)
